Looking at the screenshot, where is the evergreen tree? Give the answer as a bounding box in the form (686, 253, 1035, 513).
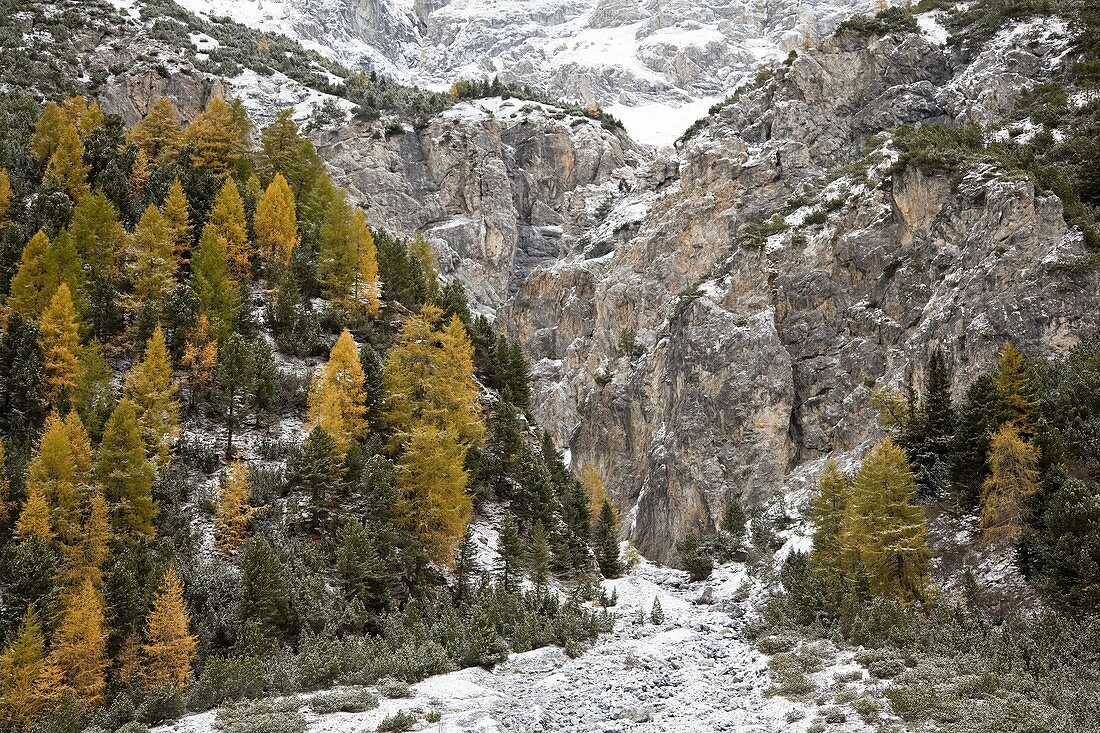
(259, 110, 325, 200)
(496, 512, 524, 592)
(0, 606, 50, 729)
(44, 123, 90, 201)
(191, 225, 238, 342)
(183, 97, 246, 177)
(123, 326, 180, 467)
(306, 329, 369, 453)
(594, 500, 623, 579)
(529, 520, 551, 592)
(1040, 477, 1100, 610)
(453, 523, 478, 603)
(254, 172, 298, 274)
(37, 284, 82, 408)
(808, 460, 849, 576)
(951, 373, 1007, 506)
(408, 231, 439, 299)
(127, 98, 181, 163)
(649, 597, 664, 624)
(905, 348, 956, 499)
(141, 566, 197, 691)
(238, 536, 295, 639)
(127, 205, 177, 319)
(47, 580, 108, 706)
(162, 177, 192, 267)
(207, 177, 250, 278)
(840, 439, 930, 603)
(981, 423, 1039, 545)
(72, 341, 115, 439)
(396, 424, 471, 563)
(212, 334, 253, 457)
(286, 427, 344, 535)
(96, 399, 156, 539)
(0, 314, 48, 440)
(214, 460, 259, 555)
(0, 442, 9, 531)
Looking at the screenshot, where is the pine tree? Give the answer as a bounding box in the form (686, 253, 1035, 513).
(214, 460, 259, 555)
(259, 110, 326, 199)
(44, 123, 90, 201)
(529, 520, 551, 591)
(981, 424, 1039, 545)
(123, 326, 180, 467)
(496, 512, 524, 592)
(26, 412, 81, 545)
(207, 177, 250, 278)
(141, 566, 197, 691)
(191, 225, 238, 341)
(452, 523, 478, 603)
(72, 342, 114, 439)
(7, 231, 55, 319)
(409, 231, 439, 299)
(396, 424, 472, 563)
(841, 439, 930, 603)
(162, 177, 192, 267)
(307, 329, 368, 453)
(96, 398, 156, 539)
(649, 597, 664, 624)
(0, 314, 48, 441)
(212, 334, 254, 457)
(808, 460, 849, 576)
(286, 427, 344, 535)
(0, 606, 50, 729)
(1040, 477, 1100, 611)
(30, 102, 65, 167)
(254, 173, 299, 274)
(238, 536, 295, 638)
(594, 500, 623, 579)
(127, 205, 177, 318)
(183, 97, 246, 177)
(38, 284, 82, 408)
(127, 98, 181, 163)
(951, 373, 1007, 506)
(47, 580, 108, 706)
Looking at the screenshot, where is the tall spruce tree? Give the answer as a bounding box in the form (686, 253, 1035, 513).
(594, 500, 623, 579)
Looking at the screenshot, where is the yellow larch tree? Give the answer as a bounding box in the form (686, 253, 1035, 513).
(130, 147, 151, 203)
(207, 177, 250, 278)
(183, 97, 246, 177)
(14, 486, 53, 542)
(396, 423, 472, 563)
(127, 204, 178, 317)
(6, 231, 53, 319)
(60, 96, 104, 138)
(306, 329, 368, 452)
(0, 606, 52, 730)
(317, 192, 380, 313)
(0, 442, 9, 530)
(26, 412, 81, 546)
(30, 102, 65, 167)
(44, 123, 90, 201)
(63, 410, 94, 490)
(162, 177, 192, 266)
(140, 566, 197, 691)
(180, 315, 218, 407)
(127, 97, 181, 163)
(123, 326, 180, 467)
(64, 490, 110, 589)
(981, 423, 1040, 545)
(0, 168, 11, 225)
(38, 283, 82, 408)
(96, 398, 157, 539)
(253, 172, 299, 273)
(46, 580, 108, 706)
(214, 460, 260, 555)
(808, 459, 850, 577)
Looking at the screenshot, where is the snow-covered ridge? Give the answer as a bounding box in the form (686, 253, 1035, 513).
(173, 0, 887, 146)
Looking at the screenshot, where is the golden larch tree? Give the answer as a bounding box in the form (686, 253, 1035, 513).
(396, 424, 472, 564)
(6, 231, 54, 319)
(254, 172, 299, 272)
(64, 490, 110, 589)
(46, 580, 108, 706)
(141, 566, 198, 691)
(63, 410, 94, 490)
(0, 606, 52, 729)
(127, 204, 178, 317)
(207, 177, 250, 278)
(130, 147, 151, 203)
(162, 177, 192, 266)
(38, 284, 82, 408)
(981, 423, 1040, 545)
(183, 97, 246, 177)
(180, 315, 218, 406)
(14, 486, 53, 542)
(808, 459, 850, 577)
(317, 193, 380, 313)
(127, 98, 181, 163)
(306, 329, 368, 453)
(214, 460, 260, 555)
(0, 168, 11, 225)
(26, 412, 81, 545)
(44, 123, 90, 201)
(96, 399, 156, 539)
(69, 192, 128, 282)
(123, 326, 180, 467)
(30, 102, 65, 167)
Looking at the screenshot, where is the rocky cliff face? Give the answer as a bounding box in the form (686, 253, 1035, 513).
(305, 18, 1100, 562)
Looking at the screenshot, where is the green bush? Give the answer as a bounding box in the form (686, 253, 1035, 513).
(375, 710, 417, 733)
(836, 8, 920, 37)
(309, 688, 379, 714)
(215, 699, 306, 733)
